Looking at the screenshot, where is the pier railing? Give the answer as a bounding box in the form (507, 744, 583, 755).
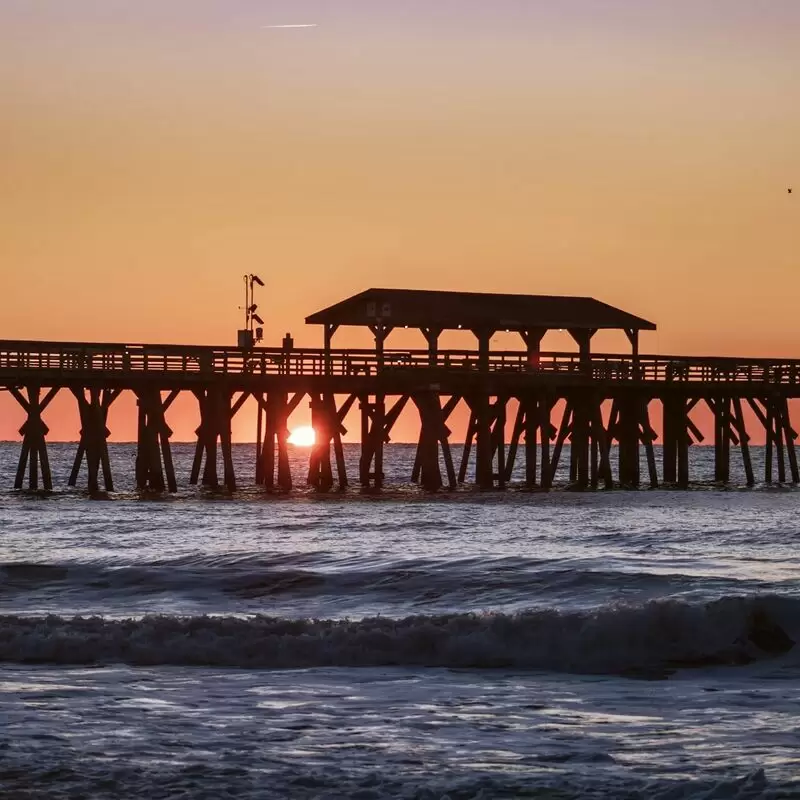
(1, 340, 800, 385)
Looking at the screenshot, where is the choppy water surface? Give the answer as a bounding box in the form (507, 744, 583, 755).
(1, 443, 799, 798)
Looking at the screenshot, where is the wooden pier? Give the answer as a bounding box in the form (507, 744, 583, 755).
(1, 288, 798, 492)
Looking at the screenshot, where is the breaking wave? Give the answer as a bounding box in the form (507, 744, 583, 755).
(0, 595, 796, 674)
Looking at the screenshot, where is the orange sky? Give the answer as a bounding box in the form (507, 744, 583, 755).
(1, 1, 798, 444)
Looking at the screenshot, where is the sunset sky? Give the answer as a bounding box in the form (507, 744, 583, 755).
(1, 1, 798, 443)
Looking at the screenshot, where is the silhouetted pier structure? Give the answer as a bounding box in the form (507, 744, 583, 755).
(1, 288, 799, 493)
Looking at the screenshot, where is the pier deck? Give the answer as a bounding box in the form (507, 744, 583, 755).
(3, 339, 800, 390)
(1, 338, 798, 493)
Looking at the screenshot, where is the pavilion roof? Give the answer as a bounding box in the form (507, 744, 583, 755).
(305, 288, 656, 332)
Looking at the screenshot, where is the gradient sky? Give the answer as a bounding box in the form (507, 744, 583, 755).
(1, 1, 798, 442)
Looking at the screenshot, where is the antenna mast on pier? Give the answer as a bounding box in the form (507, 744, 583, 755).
(238, 274, 265, 349)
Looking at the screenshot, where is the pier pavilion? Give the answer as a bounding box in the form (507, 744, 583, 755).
(0, 287, 798, 493)
(306, 287, 655, 368)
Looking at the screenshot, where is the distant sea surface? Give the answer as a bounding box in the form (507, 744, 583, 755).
(1, 442, 799, 799)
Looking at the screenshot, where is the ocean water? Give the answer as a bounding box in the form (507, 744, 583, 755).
(1, 442, 800, 799)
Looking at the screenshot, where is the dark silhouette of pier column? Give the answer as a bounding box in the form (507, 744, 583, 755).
(543, 392, 613, 491)
(258, 391, 303, 490)
(410, 392, 457, 491)
(503, 396, 528, 485)
(570, 392, 591, 489)
(490, 396, 507, 489)
(190, 387, 241, 490)
(473, 393, 494, 489)
(358, 394, 387, 489)
(135, 388, 178, 492)
(307, 393, 352, 491)
(10, 385, 58, 491)
(69, 387, 119, 491)
(616, 394, 641, 488)
(662, 396, 679, 485)
(459, 392, 507, 490)
(307, 393, 334, 491)
(749, 395, 800, 484)
(710, 396, 732, 484)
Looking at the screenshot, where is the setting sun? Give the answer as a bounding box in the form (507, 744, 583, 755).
(287, 426, 316, 447)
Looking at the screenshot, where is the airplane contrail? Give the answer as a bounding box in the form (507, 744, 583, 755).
(262, 23, 318, 28)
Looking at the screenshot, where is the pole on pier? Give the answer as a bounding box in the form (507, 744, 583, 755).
(255, 395, 264, 485)
(746, 397, 792, 484)
(548, 399, 573, 486)
(412, 392, 443, 491)
(358, 394, 386, 490)
(780, 398, 800, 484)
(504, 393, 552, 488)
(469, 330, 496, 491)
(752, 398, 774, 483)
(752, 395, 798, 484)
(458, 407, 477, 485)
(69, 387, 119, 492)
(135, 388, 178, 492)
(548, 391, 613, 491)
(616, 394, 641, 488)
(662, 396, 679, 485)
(731, 397, 755, 487)
(540, 394, 554, 489)
(330, 393, 353, 490)
(10, 385, 58, 491)
(504, 397, 526, 484)
(490, 396, 507, 489)
(640, 398, 659, 489)
(459, 390, 504, 490)
(677, 400, 691, 488)
(502, 391, 556, 488)
(774, 398, 787, 484)
(571, 392, 591, 490)
(307, 393, 352, 491)
(592, 399, 614, 490)
(474, 391, 493, 490)
(307, 393, 334, 491)
(411, 392, 458, 491)
(709, 396, 732, 484)
(190, 388, 242, 490)
(259, 391, 303, 490)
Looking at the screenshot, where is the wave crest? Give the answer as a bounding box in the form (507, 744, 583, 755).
(0, 595, 796, 674)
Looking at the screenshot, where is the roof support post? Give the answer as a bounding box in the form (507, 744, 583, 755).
(323, 324, 339, 375)
(625, 328, 640, 372)
(520, 328, 546, 370)
(568, 328, 597, 372)
(368, 324, 394, 371)
(472, 328, 495, 372)
(421, 327, 443, 367)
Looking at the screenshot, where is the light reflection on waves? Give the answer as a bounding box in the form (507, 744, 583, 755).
(0, 594, 797, 672)
(2, 554, 795, 615)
